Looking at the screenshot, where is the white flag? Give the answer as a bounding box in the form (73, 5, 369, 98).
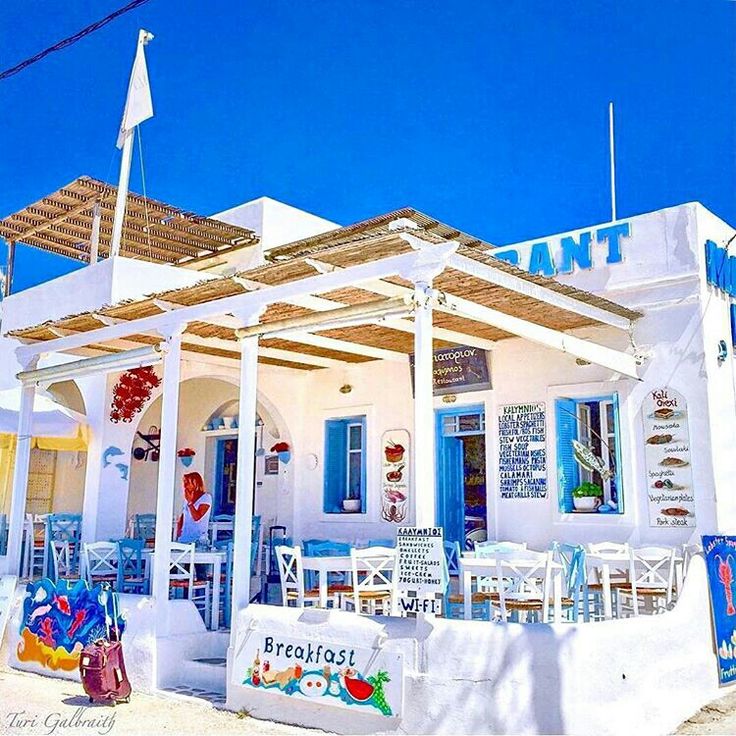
(117, 30, 154, 149)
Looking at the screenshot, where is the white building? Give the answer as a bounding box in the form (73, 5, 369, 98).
(0, 178, 734, 734)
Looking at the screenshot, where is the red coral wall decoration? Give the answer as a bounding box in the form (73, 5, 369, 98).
(109, 366, 162, 423)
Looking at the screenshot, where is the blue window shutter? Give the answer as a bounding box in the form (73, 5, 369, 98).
(731, 304, 736, 349)
(555, 398, 579, 513)
(360, 416, 367, 513)
(324, 419, 347, 513)
(610, 393, 624, 513)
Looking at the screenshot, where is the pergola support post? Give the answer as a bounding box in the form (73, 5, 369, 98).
(230, 310, 262, 625)
(413, 281, 436, 528)
(151, 327, 184, 638)
(2, 363, 37, 575)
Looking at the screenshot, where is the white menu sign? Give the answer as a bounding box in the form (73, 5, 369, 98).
(498, 403, 547, 499)
(642, 387, 695, 527)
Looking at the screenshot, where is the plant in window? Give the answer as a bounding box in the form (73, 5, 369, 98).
(571, 481, 604, 512)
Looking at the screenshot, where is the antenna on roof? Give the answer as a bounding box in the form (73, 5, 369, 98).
(609, 101, 617, 222)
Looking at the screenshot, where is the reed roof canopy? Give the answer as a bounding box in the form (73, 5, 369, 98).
(7, 206, 642, 374)
(0, 176, 257, 265)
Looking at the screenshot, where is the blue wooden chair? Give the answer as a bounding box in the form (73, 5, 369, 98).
(212, 538, 234, 628)
(117, 539, 147, 594)
(45, 513, 82, 576)
(134, 513, 156, 547)
(308, 540, 353, 591)
(443, 540, 489, 620)
(551, 542, 589, 622)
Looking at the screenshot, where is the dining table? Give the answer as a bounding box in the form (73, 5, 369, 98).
(301, 555, 355, 608)
(459, 556, 565, 623)
(144, 548, 227, 630)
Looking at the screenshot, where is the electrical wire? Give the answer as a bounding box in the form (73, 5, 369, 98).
(0, 0, 153, 82)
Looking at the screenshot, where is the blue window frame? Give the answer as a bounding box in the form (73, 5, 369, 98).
(323, 416, 367, 514)
(555, 394, 624, 514)
(731, 303, 736, 350)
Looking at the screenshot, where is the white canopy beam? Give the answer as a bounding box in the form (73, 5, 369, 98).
(437, 290, 640, 379)
(447, 252, 633, 330)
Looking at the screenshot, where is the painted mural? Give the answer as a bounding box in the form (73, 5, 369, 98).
(703, 535, 736, 685)
(17, 578, 125, 672)
(234, 633, 403, 717)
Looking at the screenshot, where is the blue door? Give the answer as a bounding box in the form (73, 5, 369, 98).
(435, 406, 487, 549)
(214, 438, 238, 516)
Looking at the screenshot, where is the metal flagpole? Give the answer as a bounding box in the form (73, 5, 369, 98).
(110, 133, 134, 258)
(609, 101, 617, 222)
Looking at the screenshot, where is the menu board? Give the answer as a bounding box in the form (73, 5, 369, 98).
(642, 387, 695, 527)
(396, 527, 444, 592)
(380, 430, 410, 524)
(409, 345, 491, 396)
(498, 403, 547, 499)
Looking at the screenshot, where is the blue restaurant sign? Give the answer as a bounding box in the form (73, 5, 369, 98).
(409, 345, 491, 396)
(702, 535, 736, 685)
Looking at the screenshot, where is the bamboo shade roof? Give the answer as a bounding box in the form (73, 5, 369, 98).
(7, 216, 641, 371)
(0, 177, 257, 265)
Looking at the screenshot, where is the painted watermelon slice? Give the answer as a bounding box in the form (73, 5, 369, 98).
(344, 676, 375, 702)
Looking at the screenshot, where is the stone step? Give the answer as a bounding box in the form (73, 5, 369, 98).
(174, 656, 228, 695)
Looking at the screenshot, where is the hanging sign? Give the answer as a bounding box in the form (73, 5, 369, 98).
(498, 403, 547, 499)
(396, 527, 445, 615)
(381, 430, 410, 523)
(232, 632, 403, 717)
(702, 535, 736, 685)
(409, 346, 491, 396)
(642, 388, 695, 527)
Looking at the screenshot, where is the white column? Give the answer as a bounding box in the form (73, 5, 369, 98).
(151, 328, 183, 634)
(80, 374, 108, 544)
(3, 378, 36, 575)
(413, 281, 436, 527)
(230, 313, 261, 625)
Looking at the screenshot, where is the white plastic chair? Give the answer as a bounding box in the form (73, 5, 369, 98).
(168, 542, 212, 626)
(617, 546, 676, 617)
(275, 545, 319, 607)
(23, 514, 46, 579)
(82, 542, 119, 587)
(346, 546, 397, 616)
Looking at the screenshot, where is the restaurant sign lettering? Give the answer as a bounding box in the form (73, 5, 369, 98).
(498, 403, 547, 499)
(703, 535, 736, 685)
(642, 387, 695, 527)
(232, 632, 403, 716)
(409, 345, 491, 396)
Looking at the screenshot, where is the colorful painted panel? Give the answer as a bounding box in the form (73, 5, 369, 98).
(17, 578, 125, 672)
(703, 536, 736, 685)
(381, 429, 410, 523)
(232, 633, 402, 717)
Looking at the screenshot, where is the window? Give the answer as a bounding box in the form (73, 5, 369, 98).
(555, 394, 623, 514)
(441, 411, 485, 437)
(323, 416, 367, 514)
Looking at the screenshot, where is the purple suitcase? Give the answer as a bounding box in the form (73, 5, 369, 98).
(79, 588, 131, 705)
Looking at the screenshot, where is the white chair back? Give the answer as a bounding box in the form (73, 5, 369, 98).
(587, 542, 629, 556)
(489, 550, 555, 622)
(275, 545, 307, 606)
(50, 541, 72, 582)
(82, 542, 118, 585)
(169, 542, 196, 590)
(628, 546, 676, 610)
(350, 546, 397, 613)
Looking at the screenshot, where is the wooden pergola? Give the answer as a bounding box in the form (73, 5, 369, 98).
(0, 176, 258, 294)
(3, 216, 643, 631)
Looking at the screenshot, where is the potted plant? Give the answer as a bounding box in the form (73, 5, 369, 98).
(572, 482, 604, 511)
(177, 447, 196, 467)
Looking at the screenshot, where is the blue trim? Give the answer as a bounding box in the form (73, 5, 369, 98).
(323, 415, 367, 514)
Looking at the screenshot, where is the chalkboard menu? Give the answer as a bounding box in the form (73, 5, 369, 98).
(409, 345, 491, 396)
(498, 402, 547, 499)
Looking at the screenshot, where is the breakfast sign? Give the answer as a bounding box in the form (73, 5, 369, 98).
(642, 387, 695, 527)
(381, 430, 410, 524)
(232, 632, 403, 717)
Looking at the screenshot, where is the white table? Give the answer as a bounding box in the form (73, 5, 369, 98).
(459, 556, 564, 623)
(302, 555, 354, 608)
(145, 549, 226, 630)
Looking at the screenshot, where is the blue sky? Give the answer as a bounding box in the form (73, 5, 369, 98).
(1, 0, 734, 291)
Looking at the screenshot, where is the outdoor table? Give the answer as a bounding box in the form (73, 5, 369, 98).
(459, 556, 564, 623)
(144, 548, 226, 630)
(301, 555, 354, 608)
(586, 553, 629, 620)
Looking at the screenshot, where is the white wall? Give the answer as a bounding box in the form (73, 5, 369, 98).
(226, 555, 730, 736)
